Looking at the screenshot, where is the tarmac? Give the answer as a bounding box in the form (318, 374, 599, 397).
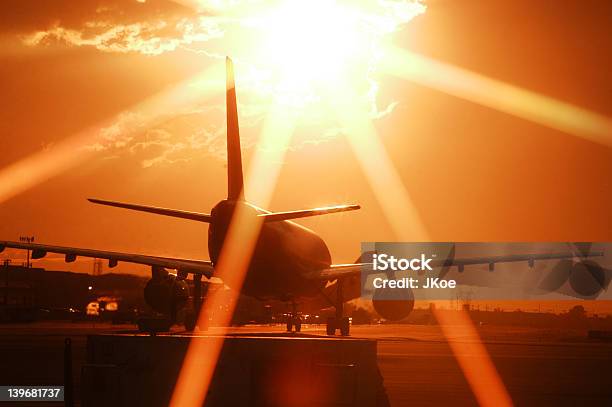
(1, 322, 612, 406)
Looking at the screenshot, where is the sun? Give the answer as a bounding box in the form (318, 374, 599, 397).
(182, 0, 426, 142)
(252, 1, 366, 87)
(235, 0, 424, 108)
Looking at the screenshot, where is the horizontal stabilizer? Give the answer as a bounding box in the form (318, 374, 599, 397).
(259, 204, 360, 222)
(88, 198, 211, 222)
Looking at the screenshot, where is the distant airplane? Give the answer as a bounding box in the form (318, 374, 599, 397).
(1, 58, 607, 335)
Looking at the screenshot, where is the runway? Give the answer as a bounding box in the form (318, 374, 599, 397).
(1, 322, 611, 406)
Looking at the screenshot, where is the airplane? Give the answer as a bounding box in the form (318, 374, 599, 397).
(1, 58, 608, 335)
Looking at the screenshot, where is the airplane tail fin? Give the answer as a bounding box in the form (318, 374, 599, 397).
(89, 60, 361, 225)
(226, 57, 244, 201)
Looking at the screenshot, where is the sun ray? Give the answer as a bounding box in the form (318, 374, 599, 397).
(329, 81, 428, 241)
(381, 46, 612, 146)
(0, 62, 225, 204)
(169, 99, 297, 407)
(329, 78, 513, 406)
(433, 308, 514, 407)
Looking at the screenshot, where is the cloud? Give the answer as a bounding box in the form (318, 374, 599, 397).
(0, 0, 194, 35)
(83, 107, 234, 167)
(22, 13, 223, 56)
(15, 0, 426, 167)
(15, 0, 426, 59)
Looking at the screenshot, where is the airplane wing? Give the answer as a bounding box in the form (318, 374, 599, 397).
(0, 241, 214, 278)
(312, 251, 604, 281)
(435, 251, 604, 276)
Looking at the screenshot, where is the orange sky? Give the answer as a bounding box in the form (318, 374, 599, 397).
(0, 1, 610, 312)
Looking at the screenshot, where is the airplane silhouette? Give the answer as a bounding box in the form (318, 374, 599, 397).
(1, 58, 606, 335)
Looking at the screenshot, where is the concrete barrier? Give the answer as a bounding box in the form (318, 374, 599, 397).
(588, 330, 612, 341)
(82, 333, 389, 407)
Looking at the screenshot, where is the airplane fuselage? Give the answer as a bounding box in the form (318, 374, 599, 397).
(208, 199, 331, 301)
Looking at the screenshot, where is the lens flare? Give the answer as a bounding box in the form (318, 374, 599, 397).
(231, 0, 425, 111)
(0, 62, 224, 204)
(169, 100, 297, 407)
(327, 78, 512, 407)
(433, 308, 514, 407)
(327, 80, 428, 241)
(381, 46, 612, 146)
(251, 1, 365, 84)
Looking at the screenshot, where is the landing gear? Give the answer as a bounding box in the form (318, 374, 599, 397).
(326, 317, 336, 335)
(184, 310, 196, 332)
(137, 317, 172, 336)
(339, 316, 350, 336)
(286, 315, 302, 332)
(286, 301, 302, 333)
(184, 274, 207, 332)
(325, 316, 350, 336)
(326, 281, 350, 336)
(294, 316, 302, 332)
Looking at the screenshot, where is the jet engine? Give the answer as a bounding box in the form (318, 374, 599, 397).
(144, 272, 189, 316)
(569, 260, 607, 297)
(372, 287, 415, 321)
(538, 259, 573, 292)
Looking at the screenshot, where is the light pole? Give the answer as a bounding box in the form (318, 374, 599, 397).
(19, 236, 35, 268)
(3, 259, 9, 305)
